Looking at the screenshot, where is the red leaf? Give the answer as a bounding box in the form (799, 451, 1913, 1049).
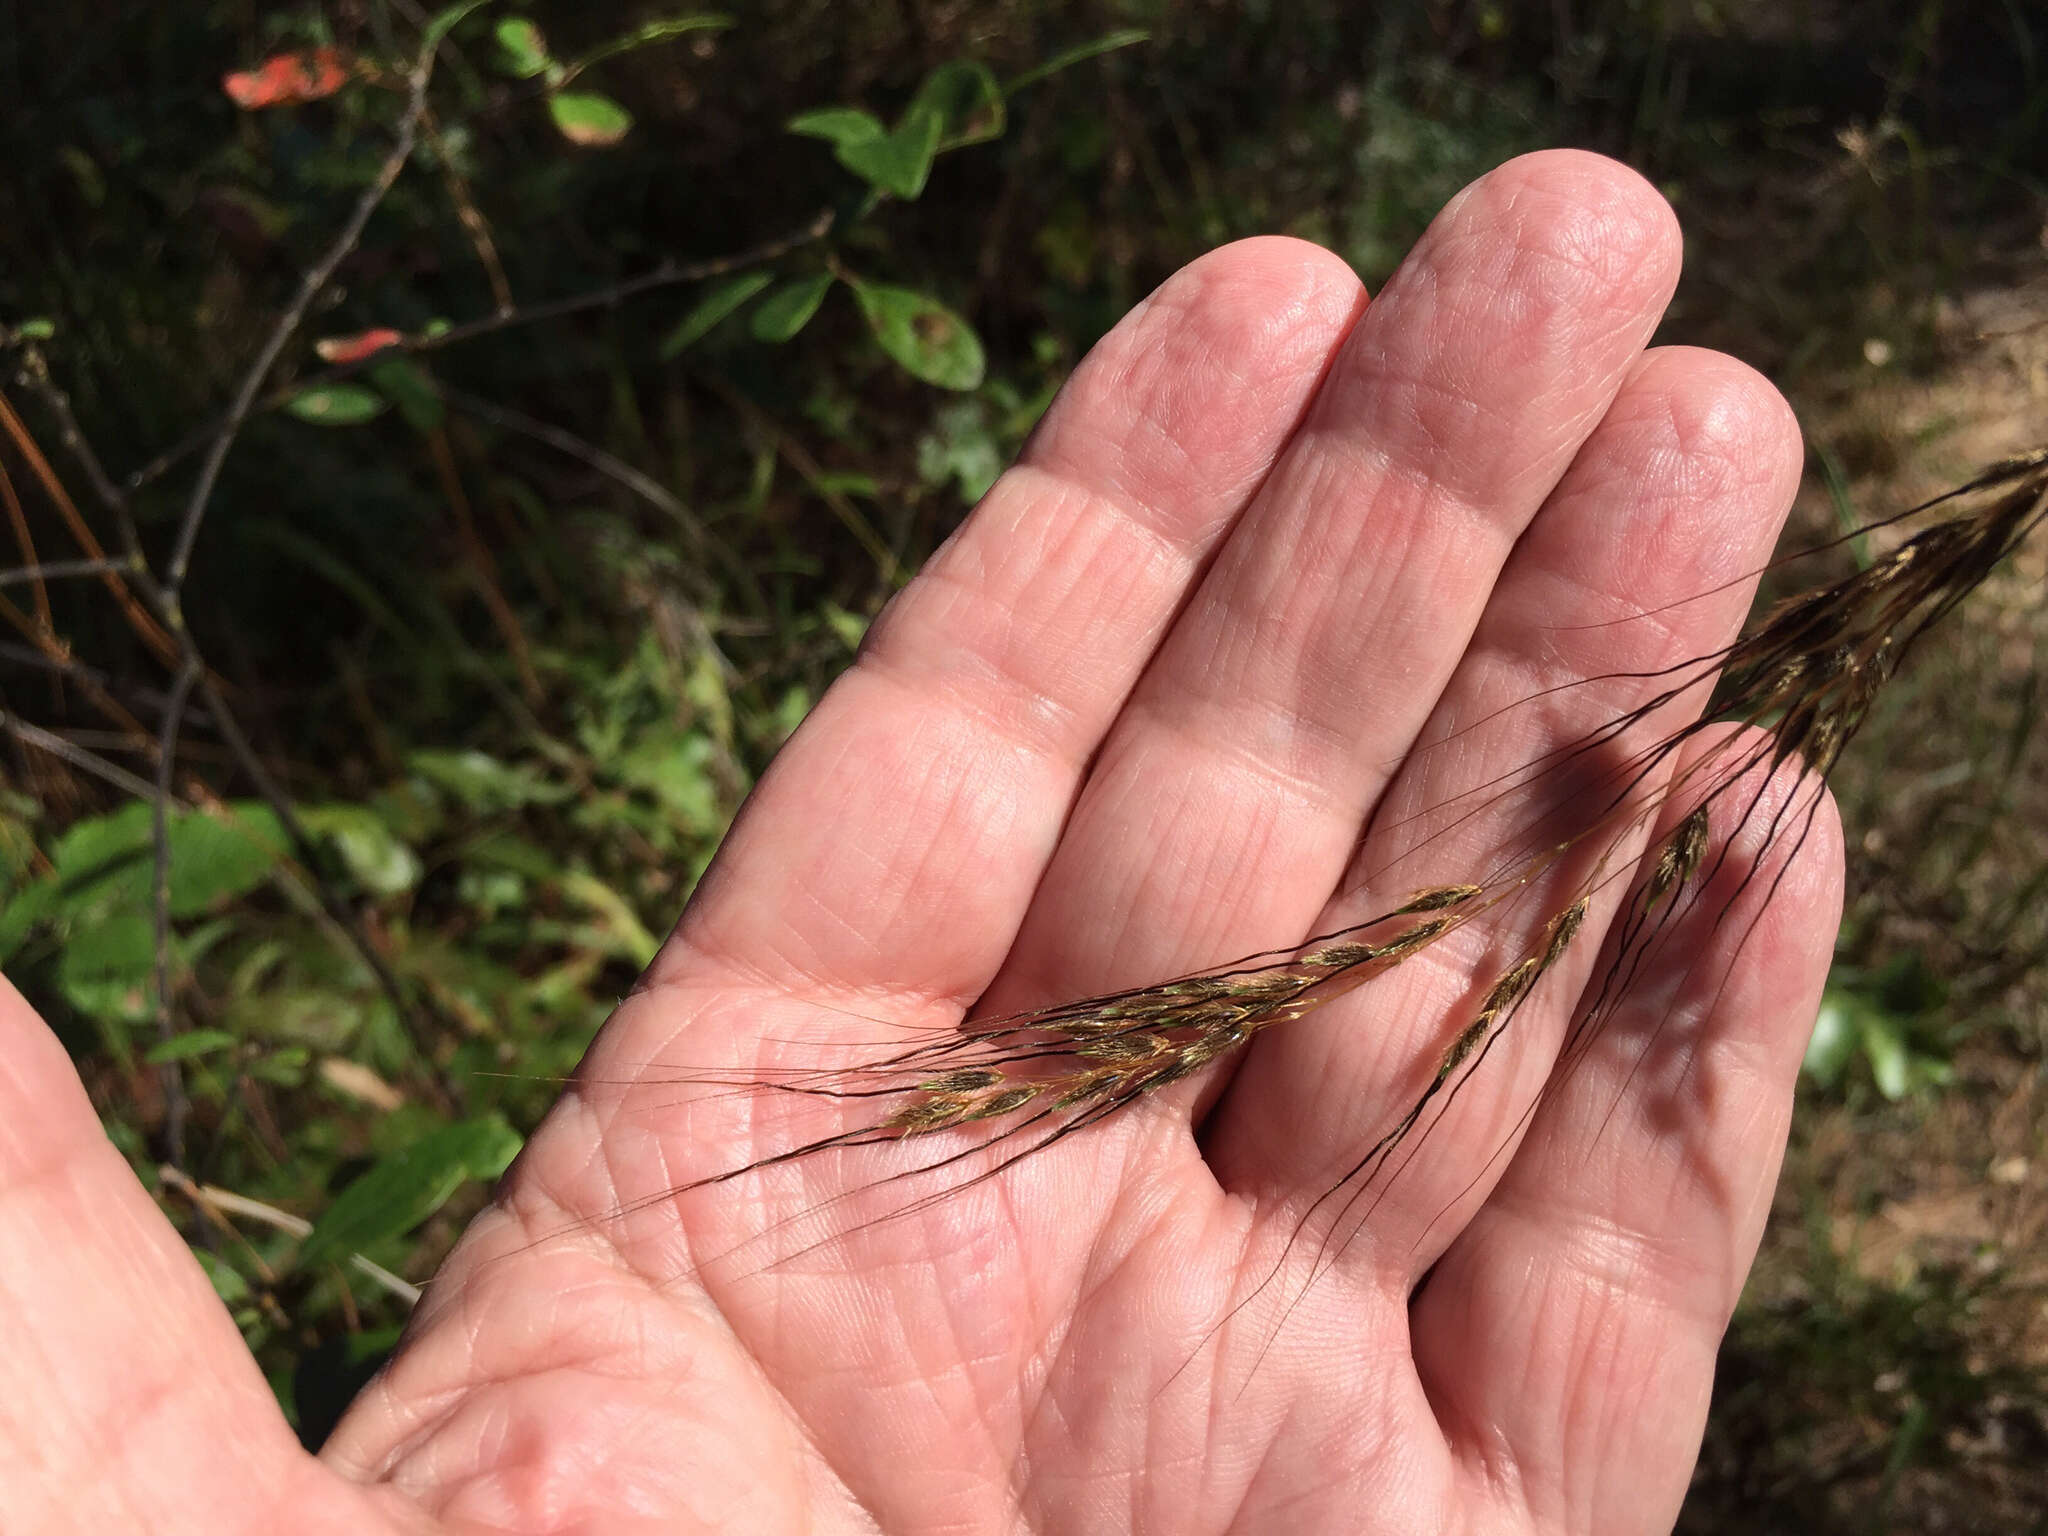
(223, 47, 350, 110)
(314, 328, 405, 365)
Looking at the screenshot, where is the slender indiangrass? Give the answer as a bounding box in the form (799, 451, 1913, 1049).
(554, 448, 2048, 1285)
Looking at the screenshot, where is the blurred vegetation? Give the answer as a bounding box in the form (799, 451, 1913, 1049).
(1, 0, 2045, 1523)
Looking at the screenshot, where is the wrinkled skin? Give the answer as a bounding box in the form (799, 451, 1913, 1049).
(2, 151, 1841, 1535)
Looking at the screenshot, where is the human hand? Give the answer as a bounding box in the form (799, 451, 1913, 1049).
(3, 150, 1841, 1535)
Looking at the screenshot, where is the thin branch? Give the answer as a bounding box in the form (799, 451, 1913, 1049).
(0, 709, 156, 797)
(164, 39, 441, 591)
(152, 657, 200, 1168)
(0, 556, 139, 589)
(0, 383, 177, 664)
(2, 343, 141, 560)
(192, 671, 458, 1108)
(0, 589, 152, 746)
(0, 458, 54, 635)
(421, 105, 513, 315)
(124, 209, 836, 496)
(437, 385, 704, 541)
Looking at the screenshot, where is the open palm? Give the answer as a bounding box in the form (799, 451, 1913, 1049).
(4, 151, 1841, 1535)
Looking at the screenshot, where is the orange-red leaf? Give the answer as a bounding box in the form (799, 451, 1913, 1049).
(314, 328, 405, 365)
(223, 47, 350, 110)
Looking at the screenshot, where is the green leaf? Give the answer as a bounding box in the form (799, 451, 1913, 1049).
(905, 60, 1004, 149)
(146, 1029, 238, 1064)
(285, 384, 386, 427)
(194, 1249, 250, 1305)
(834, 110, 942, 199)
(659, 272, 774, 357)
(367, 358, 444, 433)
(786, 107, 885, 149)
(42, 802, 285, 921)
(58, 912, 154, 1024)
(250, 1044, 310, 1088)
(301, 804, 423, 896)
(548, 91, 634, 147)
(493, 17, 552, 78)
(410, 749, 571, 814)
(1803, 994, 1859, 1089)
(1004, 28, 1149, 95)
(823, 603, 870, 653)
(809, 470, 879, 499)
(615, 726, 720, 834)
(298, 1115, 522, 1272)
(748, 274, 833, 343)
(227, 988, 369, 1051)
(849, 282, 985, 390)
(14, 317, 56, 341)
(0, 876, 56, 963)
(1860, 1010, 1911, 1101)
(164, 806, 287, 916)
(558, 871, 661, 966)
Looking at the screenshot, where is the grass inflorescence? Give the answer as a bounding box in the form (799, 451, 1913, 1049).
(576, 449, 2048, 1287)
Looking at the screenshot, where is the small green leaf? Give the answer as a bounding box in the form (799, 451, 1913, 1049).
(367, 358, 444, 434)
(0, 877, 56, 963)
(834, 110, 942, 199)
(493, 17, 552, 78)
(548, 91, 633, 146)
(659, 272, 774, 357)
(1803, 994, 1859, 1089)
(749, 273, 833, 343)
(849, 281, 985, 390)
(905, 60, 1004, 149)
(410, 749, 572, 814)
(823, 603, 870, 653)
(810, 470, 879, 498)
(15, 317, 56, 341)
(250, 1044, 310, 1087)
(786, 107, 885, 149)
(299, 1115, 522, 1272)
(146, 1029, 239, 1065)
(193, 1249, 250, 1304)
(1860, 1010, 1911, 1101)
(301, 805, 422, 896)
(57, 912, 154, 1024)
(286, 384, 386, 427)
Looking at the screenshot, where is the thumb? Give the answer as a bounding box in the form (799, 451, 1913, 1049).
(0, 973, 414, 1534)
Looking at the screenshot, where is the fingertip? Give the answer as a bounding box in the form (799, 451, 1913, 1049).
(1027, 234, 1369, 509)
(1441, 149, 1682, 303)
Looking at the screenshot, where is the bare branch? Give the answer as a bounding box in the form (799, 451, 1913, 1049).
(152, 656, 201, 1167)
(438, 385, 704, 541)
(0, 556, 140, 589)
(2, 344, 141, 561)
(164, 37, 443, 591)
(0, 383, 177, 665)
(0, 709, 157, 798)
(191, 670, 460, 1110)
(124, 209, 836, 496)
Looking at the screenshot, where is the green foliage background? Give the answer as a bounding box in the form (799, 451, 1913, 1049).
(1, 1, 2044, 1526)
